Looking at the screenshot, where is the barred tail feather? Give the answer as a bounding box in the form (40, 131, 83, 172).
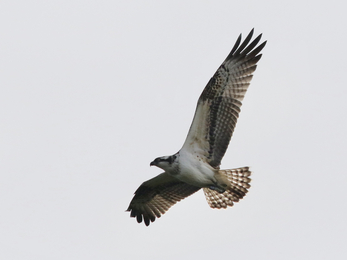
(203, 167, 251, 209)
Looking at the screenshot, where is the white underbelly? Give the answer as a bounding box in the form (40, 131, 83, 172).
(173, 154, 216, 187)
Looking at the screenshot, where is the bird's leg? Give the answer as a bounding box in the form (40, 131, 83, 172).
(209, 185, 225, 193)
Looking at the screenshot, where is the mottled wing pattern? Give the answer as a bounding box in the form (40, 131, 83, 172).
(182, 29, 266, 168)
(203, 167, 251, 208)
(127, 172, 201, 226)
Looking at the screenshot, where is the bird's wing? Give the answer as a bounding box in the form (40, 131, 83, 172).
(127, 172, 201, 226)
(181, 29, 266, 168)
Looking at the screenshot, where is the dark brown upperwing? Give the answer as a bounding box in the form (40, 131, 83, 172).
(198, 29, 266, 168)
(127, 173, 200, 226)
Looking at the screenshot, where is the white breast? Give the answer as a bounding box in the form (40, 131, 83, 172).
(173, 149, 217, 187)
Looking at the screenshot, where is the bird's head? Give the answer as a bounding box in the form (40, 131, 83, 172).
(150, 155, 177, 171)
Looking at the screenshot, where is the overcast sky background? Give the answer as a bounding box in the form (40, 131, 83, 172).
(1, 1, 346, 259)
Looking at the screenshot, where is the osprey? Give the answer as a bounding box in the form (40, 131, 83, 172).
(127, 29, 266, 226)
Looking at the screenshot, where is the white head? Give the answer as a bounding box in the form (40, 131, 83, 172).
(150, 155, 177, 171)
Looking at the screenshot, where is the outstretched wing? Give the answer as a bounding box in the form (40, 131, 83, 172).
(181, 29, 266, 168)
(127, 172, 200, 226)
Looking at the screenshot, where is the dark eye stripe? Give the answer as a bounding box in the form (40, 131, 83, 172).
(161, 155, 176, 164)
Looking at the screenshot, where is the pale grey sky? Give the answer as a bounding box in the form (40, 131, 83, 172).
(1, 1, 346, 259)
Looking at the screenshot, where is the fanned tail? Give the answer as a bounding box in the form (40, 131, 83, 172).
(203, 167, 251, 209)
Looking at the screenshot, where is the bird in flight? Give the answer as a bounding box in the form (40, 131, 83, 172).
(127, 29, 266, 226)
